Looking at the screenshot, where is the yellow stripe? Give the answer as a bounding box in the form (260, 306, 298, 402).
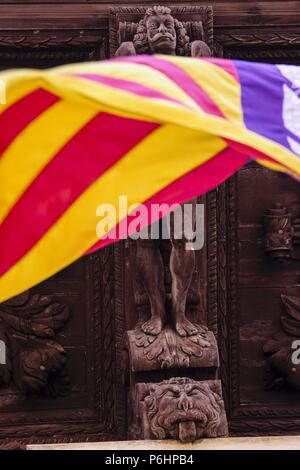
(41, 71, 300, 177)
(162, 55, 243, 124)
(0, 124, 226, 302)
(0, 72, 51, 112)
(52, 61, 200, 111)
(255, 158, 291, 174)
(0, 99, 97, 223)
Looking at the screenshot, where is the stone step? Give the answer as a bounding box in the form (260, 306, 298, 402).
(27, 435, 300, 451)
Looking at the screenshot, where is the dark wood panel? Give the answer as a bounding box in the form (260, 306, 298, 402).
(0, 248, 127, 445)
(211, 167, 300, 436)
(0, 1, 299, 66)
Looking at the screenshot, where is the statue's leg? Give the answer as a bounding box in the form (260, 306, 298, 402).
(170, 211, 198, 336)
(137, 239, 166, 335)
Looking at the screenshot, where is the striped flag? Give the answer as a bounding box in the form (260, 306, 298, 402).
(0, 55, 300, 302)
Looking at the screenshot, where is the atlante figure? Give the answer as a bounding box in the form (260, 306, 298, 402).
(116, 6, 211, 337)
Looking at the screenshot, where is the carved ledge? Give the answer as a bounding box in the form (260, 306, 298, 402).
(126, 327, 219, 371)
(0, 32, 105, 49)
(217, 32, 300, 47)
(131, 378, 228, 442)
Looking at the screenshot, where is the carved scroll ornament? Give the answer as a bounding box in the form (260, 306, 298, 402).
(263, 203, 300, 262)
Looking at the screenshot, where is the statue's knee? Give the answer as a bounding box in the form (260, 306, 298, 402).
(138, 239, 160, 249)
(171, 238, 192, 250)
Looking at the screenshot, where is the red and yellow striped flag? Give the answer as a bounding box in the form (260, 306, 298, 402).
(1, 55, 300, 302)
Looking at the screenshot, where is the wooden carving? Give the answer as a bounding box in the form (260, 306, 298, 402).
(109, 5, 213, 58)
(114, 5, 211, 58)
(131, 378, 228, 442)
(263, 203, 294, 262)
(0, 291, 70, 397)
(127, 327, 218, 370)
(113, 6, 212, 341)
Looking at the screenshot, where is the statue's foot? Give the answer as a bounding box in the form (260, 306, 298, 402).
(175, 315, 199, 337)
(142, 316, 164, 336)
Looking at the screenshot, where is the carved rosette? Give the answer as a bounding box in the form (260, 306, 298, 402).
(0, 291, 71, 397)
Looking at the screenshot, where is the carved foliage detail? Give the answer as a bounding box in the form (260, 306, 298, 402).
(217, 33, 300, 47)
(134, 325, 212, 369)
(0, 292, 70, 397)
(263, 295, 300, 391)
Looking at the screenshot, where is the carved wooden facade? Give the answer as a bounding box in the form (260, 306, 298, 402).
(0, 1, 300, 445)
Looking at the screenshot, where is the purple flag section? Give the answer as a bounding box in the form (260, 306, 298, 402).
(234, 60, 300, 158)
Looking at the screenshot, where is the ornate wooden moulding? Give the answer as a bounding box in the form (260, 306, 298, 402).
(0, 1, 300, 446)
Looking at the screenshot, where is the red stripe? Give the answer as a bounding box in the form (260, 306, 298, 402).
(68, 73, 185, 107)
(0, 88, 60, 156)
(87, 145, 248, 253)
(0, 113, 159, 276)
(203, 58, 240, 82)
(225, 138, 294, 172)
(115, 55, 224, 117)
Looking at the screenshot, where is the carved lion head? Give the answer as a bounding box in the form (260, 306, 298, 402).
(145, 378, 223, 442)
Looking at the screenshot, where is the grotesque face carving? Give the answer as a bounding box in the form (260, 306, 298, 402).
(145, 378, 224, 442)
(133, 6, 190, 56)
(146, 12, 176, 54)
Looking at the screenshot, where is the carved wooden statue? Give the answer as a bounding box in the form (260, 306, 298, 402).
(115, 5, 211, 59)
(113, 5, 228, 442)
(116, 6, 212, 339)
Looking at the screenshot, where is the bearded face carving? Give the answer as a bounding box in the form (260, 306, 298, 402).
(144, 378, 226, 442)
(121, 6, 191, 57)
(145, 9, 176, 54)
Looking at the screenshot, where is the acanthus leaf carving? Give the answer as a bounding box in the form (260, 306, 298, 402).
(0, 292, 71, 397)
(134, 325, 212, 369)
